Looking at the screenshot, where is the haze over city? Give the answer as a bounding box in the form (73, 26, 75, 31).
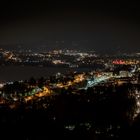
(0, 1, 140, 53)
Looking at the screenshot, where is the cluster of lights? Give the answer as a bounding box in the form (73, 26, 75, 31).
(112, 60, 125, 65)
(113, 59, 139, 65)
(52, 60, 64, 65)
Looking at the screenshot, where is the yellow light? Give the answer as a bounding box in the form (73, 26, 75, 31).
(24, 96, 33, 102)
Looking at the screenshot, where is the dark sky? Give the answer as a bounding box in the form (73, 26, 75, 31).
(0, 0, 140, 53)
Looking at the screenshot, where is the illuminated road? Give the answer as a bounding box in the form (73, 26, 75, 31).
(24, 86, 51, 102)
(24, 74, 85, 102)
(24, 73, 111, 102)
(56, 74, 85, 88)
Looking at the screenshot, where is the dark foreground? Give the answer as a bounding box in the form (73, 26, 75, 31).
(0, 83, 140, 140)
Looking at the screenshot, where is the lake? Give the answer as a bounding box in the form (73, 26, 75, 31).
(0, 66, 92, 82)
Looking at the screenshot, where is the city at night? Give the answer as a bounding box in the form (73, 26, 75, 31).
(0, 1, 140, 140)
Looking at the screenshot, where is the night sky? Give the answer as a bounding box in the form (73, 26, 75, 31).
(0, 0, 140, 53)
